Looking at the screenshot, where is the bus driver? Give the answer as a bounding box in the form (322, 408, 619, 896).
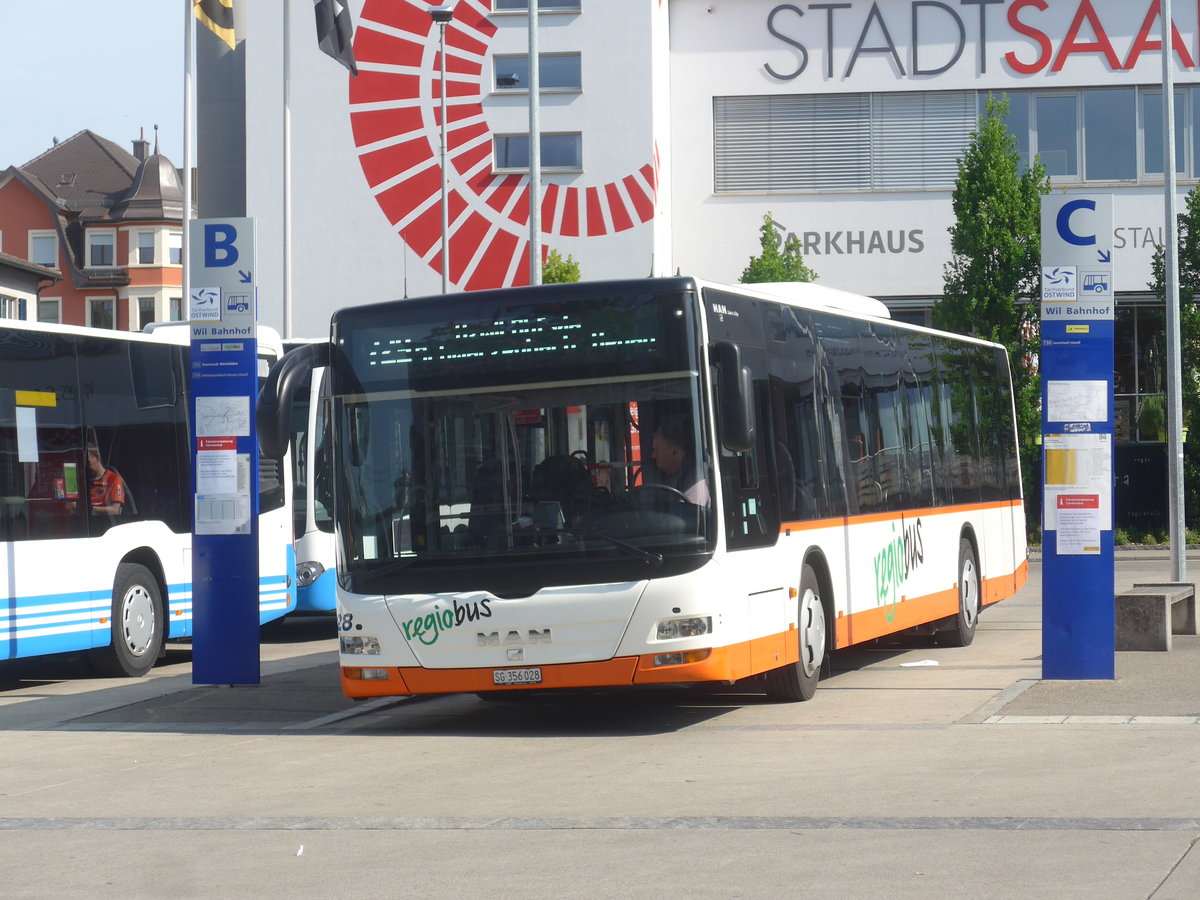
(650, 415, 710, 506)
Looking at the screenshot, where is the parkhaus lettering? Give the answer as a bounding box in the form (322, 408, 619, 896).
(765, 0, 1199, 82)
(774, 220, 925, 255)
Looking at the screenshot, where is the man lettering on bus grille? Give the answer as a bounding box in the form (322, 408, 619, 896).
(651, 415, 710, 507)
(87, 442, 127, 517)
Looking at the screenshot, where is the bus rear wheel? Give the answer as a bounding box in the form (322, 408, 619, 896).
(91, 563, 164, 678)
(764, 563, 825, 702)
(939, 538, 979, 648)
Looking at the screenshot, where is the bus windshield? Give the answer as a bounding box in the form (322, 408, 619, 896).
(330, 285, 713, 593)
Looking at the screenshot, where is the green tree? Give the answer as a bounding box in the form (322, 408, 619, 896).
(740, 213, 816, 284)
(1148, 186, 1200, 525)
(542, 248, 580, 284)
(938, 95, 1050, 514)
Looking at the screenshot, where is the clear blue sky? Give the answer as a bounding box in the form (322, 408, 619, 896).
(1, 1, 185, 168)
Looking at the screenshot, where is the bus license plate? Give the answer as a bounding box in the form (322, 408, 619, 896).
(493, 667, 542, 686)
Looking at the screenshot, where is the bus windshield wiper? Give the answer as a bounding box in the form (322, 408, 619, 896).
(543, 528, 664, 567)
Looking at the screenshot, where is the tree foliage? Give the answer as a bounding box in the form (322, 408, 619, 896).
(740, 213, 816, 284)
(938, 95, 1050, 512)
(542, 248, 580, 284)
(1148, 186, 1200, 524)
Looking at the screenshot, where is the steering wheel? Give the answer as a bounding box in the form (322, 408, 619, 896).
(629, 483, 690, 504)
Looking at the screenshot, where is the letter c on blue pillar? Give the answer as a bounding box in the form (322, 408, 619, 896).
(1056, 199, 1097, 247)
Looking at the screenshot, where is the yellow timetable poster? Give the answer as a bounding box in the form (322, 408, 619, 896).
(1043, 433, 1111, 532)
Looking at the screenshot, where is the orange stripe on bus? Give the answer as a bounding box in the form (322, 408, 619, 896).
(833, 586, 960, 648)
(780, 498, 1024, 532)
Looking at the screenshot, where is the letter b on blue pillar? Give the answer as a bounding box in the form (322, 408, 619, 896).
(204, 223, 240, 268)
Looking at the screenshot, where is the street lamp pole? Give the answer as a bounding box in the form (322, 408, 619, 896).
(528, 1, 541, 285)
(1162, 0, 1185, 580)
(430, 5, 455, 293)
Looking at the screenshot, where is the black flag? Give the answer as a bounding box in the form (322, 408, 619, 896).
(314, 0, 358, 75)
(194, 0, 236, 50)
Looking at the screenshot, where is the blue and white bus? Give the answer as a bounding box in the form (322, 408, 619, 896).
(281, 341, 336, 613)
(0, 320, 295, 676)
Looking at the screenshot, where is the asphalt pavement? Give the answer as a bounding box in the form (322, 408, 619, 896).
(0, 550, 1197, 899)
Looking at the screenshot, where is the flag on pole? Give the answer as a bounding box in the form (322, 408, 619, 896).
(193, 0, 236, 51)
(314, 0, 358, 75)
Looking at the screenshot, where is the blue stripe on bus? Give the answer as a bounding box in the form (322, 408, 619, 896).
(3, 574, 296, 661)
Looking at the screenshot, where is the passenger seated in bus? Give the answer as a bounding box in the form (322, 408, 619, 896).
(650, 415, 710, 506)
(85, 442, 128, 517)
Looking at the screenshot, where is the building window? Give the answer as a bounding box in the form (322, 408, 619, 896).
(137, 232, 155, 265)
(38, 298, 61, 324)
(986, 91, 1031, 169)
(0, 295, 25, 320)
(169, 296, 183, 321)
(29, 231, 57, 267)
(999, 87, 1197, 182)
(493, 0, 580, 11)
(1034, 94, 1079, 178)
(88, 231, 116, 267)
(494, 53, 581, 92)
(494, 133, 582, 172)
(717, 86, 1200, 195)
(1114, 303, 1167, 443)
(1142, 91, 1187, 176)
(168, 230, 183, 265)
(1084, 89, 1136, 181)
(138, 298, 156, 330)
(714, 92, 973, 192)
(89, 298, 115, 329)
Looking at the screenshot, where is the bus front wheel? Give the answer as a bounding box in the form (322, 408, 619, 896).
(764, 563, 825, 702)
(91, 563, 164, 678)
(939, 538, 979, 648)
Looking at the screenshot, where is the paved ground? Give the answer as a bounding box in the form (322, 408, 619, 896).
(0, 551, 1197, 899)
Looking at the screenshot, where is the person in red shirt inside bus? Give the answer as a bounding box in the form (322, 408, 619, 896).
(86, 442, 127, 516)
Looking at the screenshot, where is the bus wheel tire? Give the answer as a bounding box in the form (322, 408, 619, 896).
(764, 563, 825, 702)
(91, 563, 163, 678)
(939, 538, 979, 648)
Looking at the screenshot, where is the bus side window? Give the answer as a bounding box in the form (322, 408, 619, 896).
(0, 331, 86, 542)
(720, 376, 780, 550)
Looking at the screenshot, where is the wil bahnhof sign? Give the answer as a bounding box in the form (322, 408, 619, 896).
(1039, 194, 1115, 680)
(188, 218, 262, 685)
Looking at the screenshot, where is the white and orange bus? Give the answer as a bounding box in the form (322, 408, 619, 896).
(259, 277, 1027, 701)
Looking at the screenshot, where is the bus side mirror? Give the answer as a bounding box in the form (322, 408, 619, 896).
(257, 342, 329, 459)
(347, 403, 369, 468)
(712, 340, 755, 453)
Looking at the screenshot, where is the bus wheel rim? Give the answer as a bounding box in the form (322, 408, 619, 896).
(961, 556, 979, 627)
(121, 586, 155, 657)
(800, 587, 826, 677)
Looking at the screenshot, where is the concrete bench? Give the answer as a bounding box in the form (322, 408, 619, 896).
(1114, 582, 1198, 652)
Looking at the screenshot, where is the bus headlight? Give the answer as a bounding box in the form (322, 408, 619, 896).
(656, 616, 712, 640)
(340, 635, 382, 655)
(296, 561, 326, 588)
(653, 649, 712, 667)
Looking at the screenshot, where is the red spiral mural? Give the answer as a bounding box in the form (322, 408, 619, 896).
(349, 0, 659, 291)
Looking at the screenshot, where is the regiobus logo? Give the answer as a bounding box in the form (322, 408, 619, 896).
(348, 0, 660, 291)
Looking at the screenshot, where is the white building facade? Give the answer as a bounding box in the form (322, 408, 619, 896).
(670, 0, 1200, 305)
(240, 0, 1199, 320)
